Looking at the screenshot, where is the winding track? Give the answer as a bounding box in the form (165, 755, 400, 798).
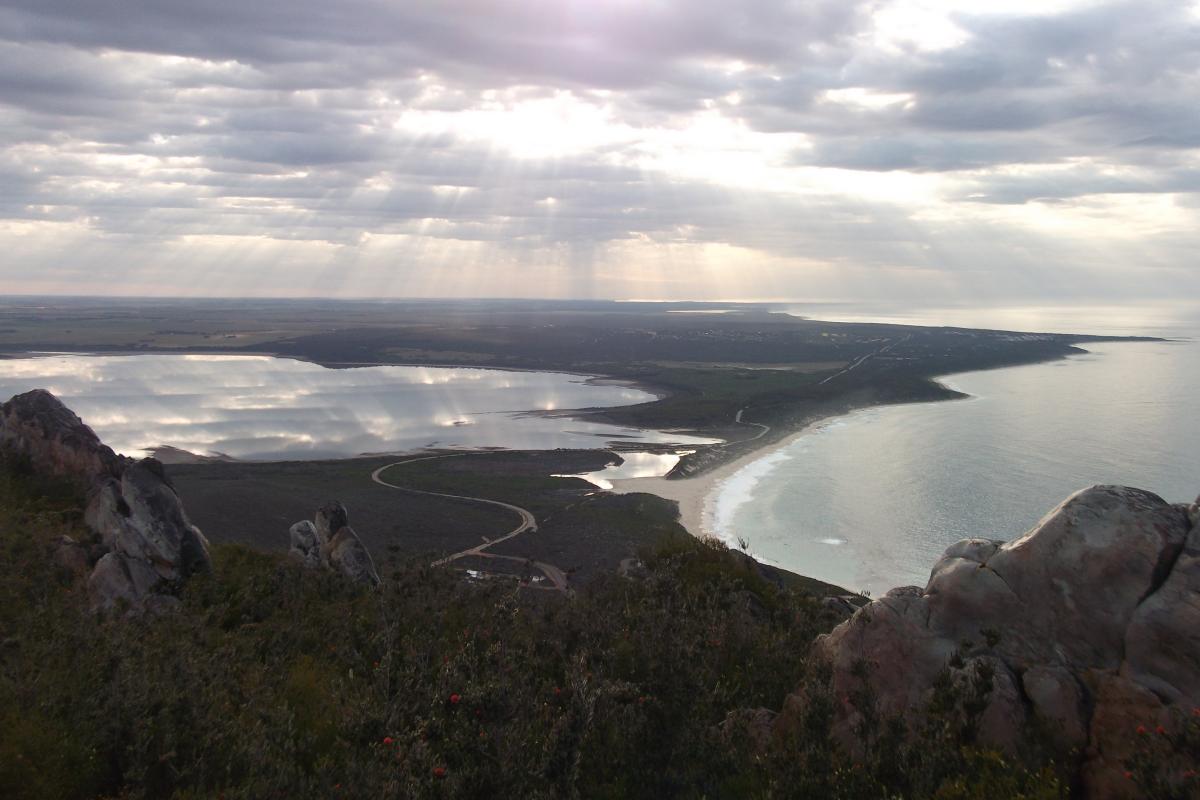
(374, 402, 775, 588)
(370, 455, 568, 592)
(818, 333, 912, 386)
(731, 407, 769, 444)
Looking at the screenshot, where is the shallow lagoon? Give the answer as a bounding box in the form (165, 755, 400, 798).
(0, 354, 717, 460)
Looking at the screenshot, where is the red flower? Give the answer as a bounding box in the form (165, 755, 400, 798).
(433, 767, 446, 779)
(1193, 707, 1200, 717)
(450, 693, 462, 705)
(382, 736, 394, 746)
(1156, 725, 1167, 735)
(1124, 772, 1133, 780)
(553, 687, 562, 696)
(1136, 725, 1147, 735)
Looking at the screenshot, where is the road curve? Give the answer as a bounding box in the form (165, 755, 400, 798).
(732, 407, 769, 443)
(818, 333, 911, 386)
(370, 455, 567, 592)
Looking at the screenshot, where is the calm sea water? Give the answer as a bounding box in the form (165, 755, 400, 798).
(0, 354, 716, 460)
(712, 308, 1200, 594)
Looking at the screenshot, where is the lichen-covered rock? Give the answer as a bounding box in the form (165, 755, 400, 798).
(0, 389, 124, 488)
(327, 526, 380, 587)
(782, 484, 1199, 800)
(1021, 664, 1088, 749)
(288, 520, 321, 568)
(315, 502, 349, 547)
(85, 457, 211, 582)
(88, 551, 165, 612)
(289, 502, 380, 586)
(1122, 518, 1200, 704)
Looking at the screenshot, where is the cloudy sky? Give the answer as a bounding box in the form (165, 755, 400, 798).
(1, 0, 1198, 303)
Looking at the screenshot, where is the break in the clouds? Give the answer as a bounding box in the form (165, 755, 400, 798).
(0, 0, 1198, 302)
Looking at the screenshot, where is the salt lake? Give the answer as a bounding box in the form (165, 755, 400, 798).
(0, 354, 717, 461)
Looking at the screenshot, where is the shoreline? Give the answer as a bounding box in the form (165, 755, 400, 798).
(611, 341, 1123, 543)
(609, 414, 843, 543)
(3, 339, 1152, 528)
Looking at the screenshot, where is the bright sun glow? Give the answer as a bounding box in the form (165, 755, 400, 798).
(398, 90, 626, 159)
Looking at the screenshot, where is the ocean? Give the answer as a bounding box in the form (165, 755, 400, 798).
(709, 306, 1200, 594)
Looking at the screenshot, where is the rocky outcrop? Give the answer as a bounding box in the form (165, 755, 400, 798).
(780, 485, 1199, 799)
(1, 389, 211, 614)
(88, 552, 182, 615)
(85, 458, 211, 583)
(0, 388, 125, 488)
(288, 502, 380, 586)
(288, 520, 322, 568)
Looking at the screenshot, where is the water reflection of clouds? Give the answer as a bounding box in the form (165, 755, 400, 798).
(0, 355, 717, 460)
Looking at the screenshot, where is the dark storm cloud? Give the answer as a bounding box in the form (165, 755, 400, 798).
(0, 0, 865, 90)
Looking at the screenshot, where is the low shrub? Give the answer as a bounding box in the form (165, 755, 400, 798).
(0, 464, 1192, 798)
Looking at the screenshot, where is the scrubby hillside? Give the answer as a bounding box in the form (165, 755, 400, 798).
(1, 393, 1195, 799)
(0, 457, 1144, 800)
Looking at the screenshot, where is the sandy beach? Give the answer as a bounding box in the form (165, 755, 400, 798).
(609, 425, 820, 542)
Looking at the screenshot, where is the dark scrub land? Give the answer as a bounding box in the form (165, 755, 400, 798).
(3, 460, 1105, 800)
(169, 449, 843, 594)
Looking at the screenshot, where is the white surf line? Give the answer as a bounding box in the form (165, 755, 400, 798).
(370, 455, 567, 592)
